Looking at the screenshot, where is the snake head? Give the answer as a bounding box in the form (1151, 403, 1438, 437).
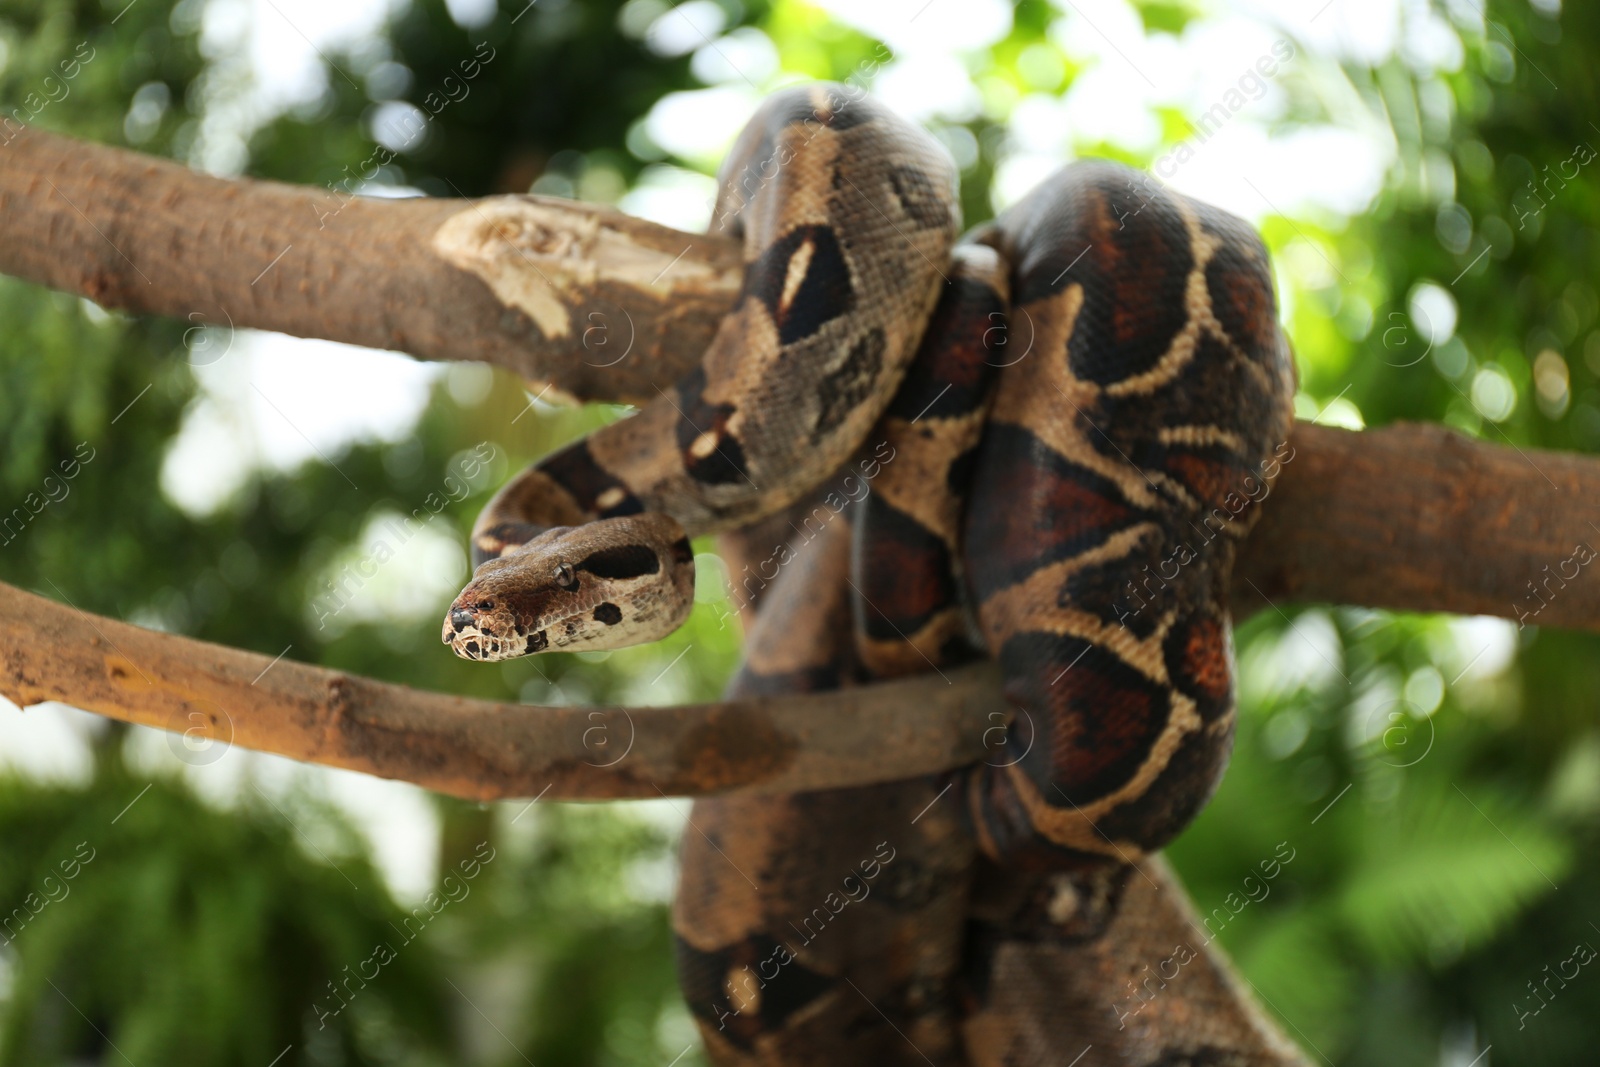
(443, 514, 696, 662)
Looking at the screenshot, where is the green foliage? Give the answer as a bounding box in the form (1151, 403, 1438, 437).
(467, 806, 693, 1066)
(0, 753, 453, 1065)
(1335, 782, 1569, 963)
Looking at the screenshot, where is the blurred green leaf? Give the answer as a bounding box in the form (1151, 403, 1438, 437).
(1336, 783, 1569, 966)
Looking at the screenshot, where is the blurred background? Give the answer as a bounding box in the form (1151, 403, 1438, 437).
(1, 0, 1597, 1063)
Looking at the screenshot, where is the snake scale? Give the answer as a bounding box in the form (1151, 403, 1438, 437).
(444, 84, 1300, 1064)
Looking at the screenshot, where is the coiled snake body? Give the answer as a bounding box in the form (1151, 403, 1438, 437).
(446, 83, 1299, 1065)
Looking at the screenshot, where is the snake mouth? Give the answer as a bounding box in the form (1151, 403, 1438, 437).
(444, 615, 549, 661)
(444, 601, 550, 659)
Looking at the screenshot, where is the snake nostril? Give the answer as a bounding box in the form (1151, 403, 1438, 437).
(450, 607, 475, 632)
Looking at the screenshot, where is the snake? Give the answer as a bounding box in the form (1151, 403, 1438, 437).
(444, 83, 1298, 1063)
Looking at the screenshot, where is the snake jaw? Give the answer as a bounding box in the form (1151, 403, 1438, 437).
(441, 588, 543, 662)
(442, 612, 544, 662)
(443, 514, 696, 662)
(441, 581, 534, 661)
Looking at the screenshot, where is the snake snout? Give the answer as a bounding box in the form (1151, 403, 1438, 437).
(449, 607, 475, 632)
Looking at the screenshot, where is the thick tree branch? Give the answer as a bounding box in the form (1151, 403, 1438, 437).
(0, 126, 738, 404)
(1236, 423, 1600, 630)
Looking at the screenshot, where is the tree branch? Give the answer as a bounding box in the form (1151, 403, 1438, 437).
(1235, 423, 1600, 631)
(0, 580, 1002, 800)
(0, 126, 738, 404)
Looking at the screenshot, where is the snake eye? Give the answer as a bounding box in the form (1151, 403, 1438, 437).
(554, 562, 578, 590)
(476, 599, 495, 611)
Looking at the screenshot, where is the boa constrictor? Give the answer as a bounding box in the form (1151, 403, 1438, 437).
(444, 83, 1299, 1064)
